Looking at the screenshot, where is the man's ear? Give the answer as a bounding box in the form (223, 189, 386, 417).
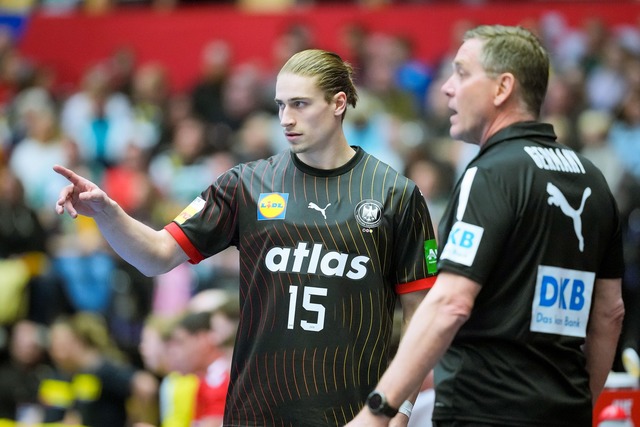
(494, 72, 515, 107)
(334, 91, 348, 117)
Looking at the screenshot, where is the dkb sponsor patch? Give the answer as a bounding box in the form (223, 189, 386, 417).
(530, 265, 595, 338)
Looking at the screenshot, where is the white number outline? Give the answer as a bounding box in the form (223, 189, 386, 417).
(287, 285, 327, 332)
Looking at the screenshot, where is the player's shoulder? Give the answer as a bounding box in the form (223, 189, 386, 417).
(229, 151, 290, 175)
(361, 151, 411, 180)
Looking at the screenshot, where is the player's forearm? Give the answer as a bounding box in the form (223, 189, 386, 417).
(377, 280, 473, 409)
(93, 199, 186, 276)
(584, 303, 624, 403)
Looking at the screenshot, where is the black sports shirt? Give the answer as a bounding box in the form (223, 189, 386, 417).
(434, 122, 624, 427)
(165, 147, 437, 426)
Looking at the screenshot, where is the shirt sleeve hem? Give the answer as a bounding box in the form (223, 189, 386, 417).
(395, 276, 436, 294)
(164, 222, 205, 265)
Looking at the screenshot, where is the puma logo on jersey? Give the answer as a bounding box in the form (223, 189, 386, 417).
(308, 202, 331, 219)
(546, 182, 592, 252)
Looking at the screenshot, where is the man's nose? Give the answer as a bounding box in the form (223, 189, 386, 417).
(280, 106, 294, 127)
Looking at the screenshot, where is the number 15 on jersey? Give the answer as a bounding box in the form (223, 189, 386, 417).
(287, 285, 328, 332)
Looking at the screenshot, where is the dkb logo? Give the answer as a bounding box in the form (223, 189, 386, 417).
(538, 275, 586, 311)
(440, 220, 484, 267)
(530, 265, 595, 338)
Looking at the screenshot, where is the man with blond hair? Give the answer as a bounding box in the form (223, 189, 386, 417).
(54, 48, 438, 426)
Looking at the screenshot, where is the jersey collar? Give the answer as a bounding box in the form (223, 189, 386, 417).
(481, 121, 557, 154)
(290, 146, 365, 177)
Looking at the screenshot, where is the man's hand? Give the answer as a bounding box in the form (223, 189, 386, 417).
(345, 410, 389, 427)
(389, 411, 410, 427)
(53, 165, 111, 218)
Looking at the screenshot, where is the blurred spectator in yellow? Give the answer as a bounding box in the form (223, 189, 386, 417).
(0, 168, 67, 325)
(129, 62, 170, 153)
(137, 314, 176, 426)
(42, 312, 158, 427)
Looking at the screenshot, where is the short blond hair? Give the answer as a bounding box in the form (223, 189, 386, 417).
(279, 49, 358, 117)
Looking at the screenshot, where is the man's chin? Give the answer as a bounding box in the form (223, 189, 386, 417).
(290, 144, 307, 154)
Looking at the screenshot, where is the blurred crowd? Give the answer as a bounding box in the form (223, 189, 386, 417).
(0, 10, 640, 426)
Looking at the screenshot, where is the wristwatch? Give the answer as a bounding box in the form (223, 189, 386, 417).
(366, 390, 399, 417)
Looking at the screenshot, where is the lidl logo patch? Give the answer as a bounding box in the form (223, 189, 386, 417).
(258, 193, 289, 220)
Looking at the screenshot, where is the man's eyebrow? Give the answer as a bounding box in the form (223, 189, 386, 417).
(274, 96, 309, 103)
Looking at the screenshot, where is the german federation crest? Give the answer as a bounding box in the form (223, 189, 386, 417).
(355, 199, 383, 230)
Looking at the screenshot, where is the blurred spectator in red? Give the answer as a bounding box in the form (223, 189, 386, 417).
(167, 310, 229, 427)
(103, 143, 160, 225)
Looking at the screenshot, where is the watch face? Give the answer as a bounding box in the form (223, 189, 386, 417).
(368, 392, 383, 410)
(367, 390, 398, 417)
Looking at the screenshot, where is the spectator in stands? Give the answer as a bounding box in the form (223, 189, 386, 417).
(343, 89, 405, 171)
(403, 148, 455, 233)
(42, 312, 158, 427)
(148, 114, 215, 208)
(229, 111, 277, 163)
(219, 62, 271, 138)
(103, 142, 160, 226)
(361, 32, 419, 122)
(109, 46, 137, 99)
(585, 36, 630, 113)
(576, 109, 624, 193)
(8, 101, 71, 215)
(167, 310, 230, 427)
(0, 319, 53, 423)
(609, 88, 640, 178)
(137, 314, 176, 427)
(0, 168, 67, 325)
(191, 40, 231, 129)
(608, 88, 640, 376)
(60, 63, 135, 176)
(208, 296, 239, 370)
(129, 62, 169, 153)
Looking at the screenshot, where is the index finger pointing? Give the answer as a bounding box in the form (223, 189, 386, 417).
(53, 164, 82, 185)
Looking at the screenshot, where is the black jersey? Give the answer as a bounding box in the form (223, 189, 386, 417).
(433, 122, 624, 427)
(165, 147, 437, 427)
